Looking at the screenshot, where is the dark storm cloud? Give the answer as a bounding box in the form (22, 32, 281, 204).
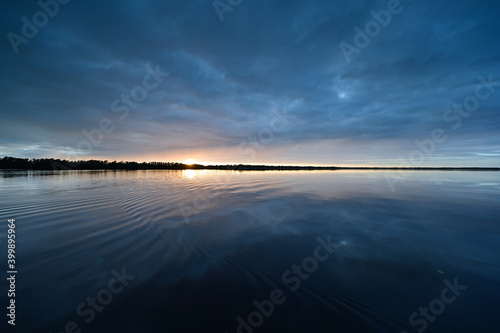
(0, 0, 499, 164)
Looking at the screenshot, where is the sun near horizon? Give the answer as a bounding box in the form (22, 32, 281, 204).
(185, 159, 196, 166)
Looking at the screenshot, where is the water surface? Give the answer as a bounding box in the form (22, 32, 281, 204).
(0, 170, 499, 332)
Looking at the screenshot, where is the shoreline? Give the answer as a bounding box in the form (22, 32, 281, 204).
(1, 157, 498, 171)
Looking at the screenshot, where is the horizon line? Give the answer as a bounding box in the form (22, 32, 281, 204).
(0, 156, 499, 171)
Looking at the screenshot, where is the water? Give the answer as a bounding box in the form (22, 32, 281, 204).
(0, 170, 499, 332)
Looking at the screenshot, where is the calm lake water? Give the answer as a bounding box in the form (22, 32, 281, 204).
(0, 170, 499, 332)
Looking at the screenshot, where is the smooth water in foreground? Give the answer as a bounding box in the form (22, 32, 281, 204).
(0, 170, 499, 332)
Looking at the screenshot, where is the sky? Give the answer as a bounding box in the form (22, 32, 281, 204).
(1, 0, 499, 166)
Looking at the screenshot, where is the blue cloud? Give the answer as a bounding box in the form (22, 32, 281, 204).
(1, 0, 499, 165)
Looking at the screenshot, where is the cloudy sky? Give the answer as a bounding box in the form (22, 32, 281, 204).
(1, 0, 499, 166)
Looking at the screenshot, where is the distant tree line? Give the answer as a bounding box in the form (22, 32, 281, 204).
(0, 156, 498, 171)
(0, 156, 189, 170)
(0, 156, 340, 170)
